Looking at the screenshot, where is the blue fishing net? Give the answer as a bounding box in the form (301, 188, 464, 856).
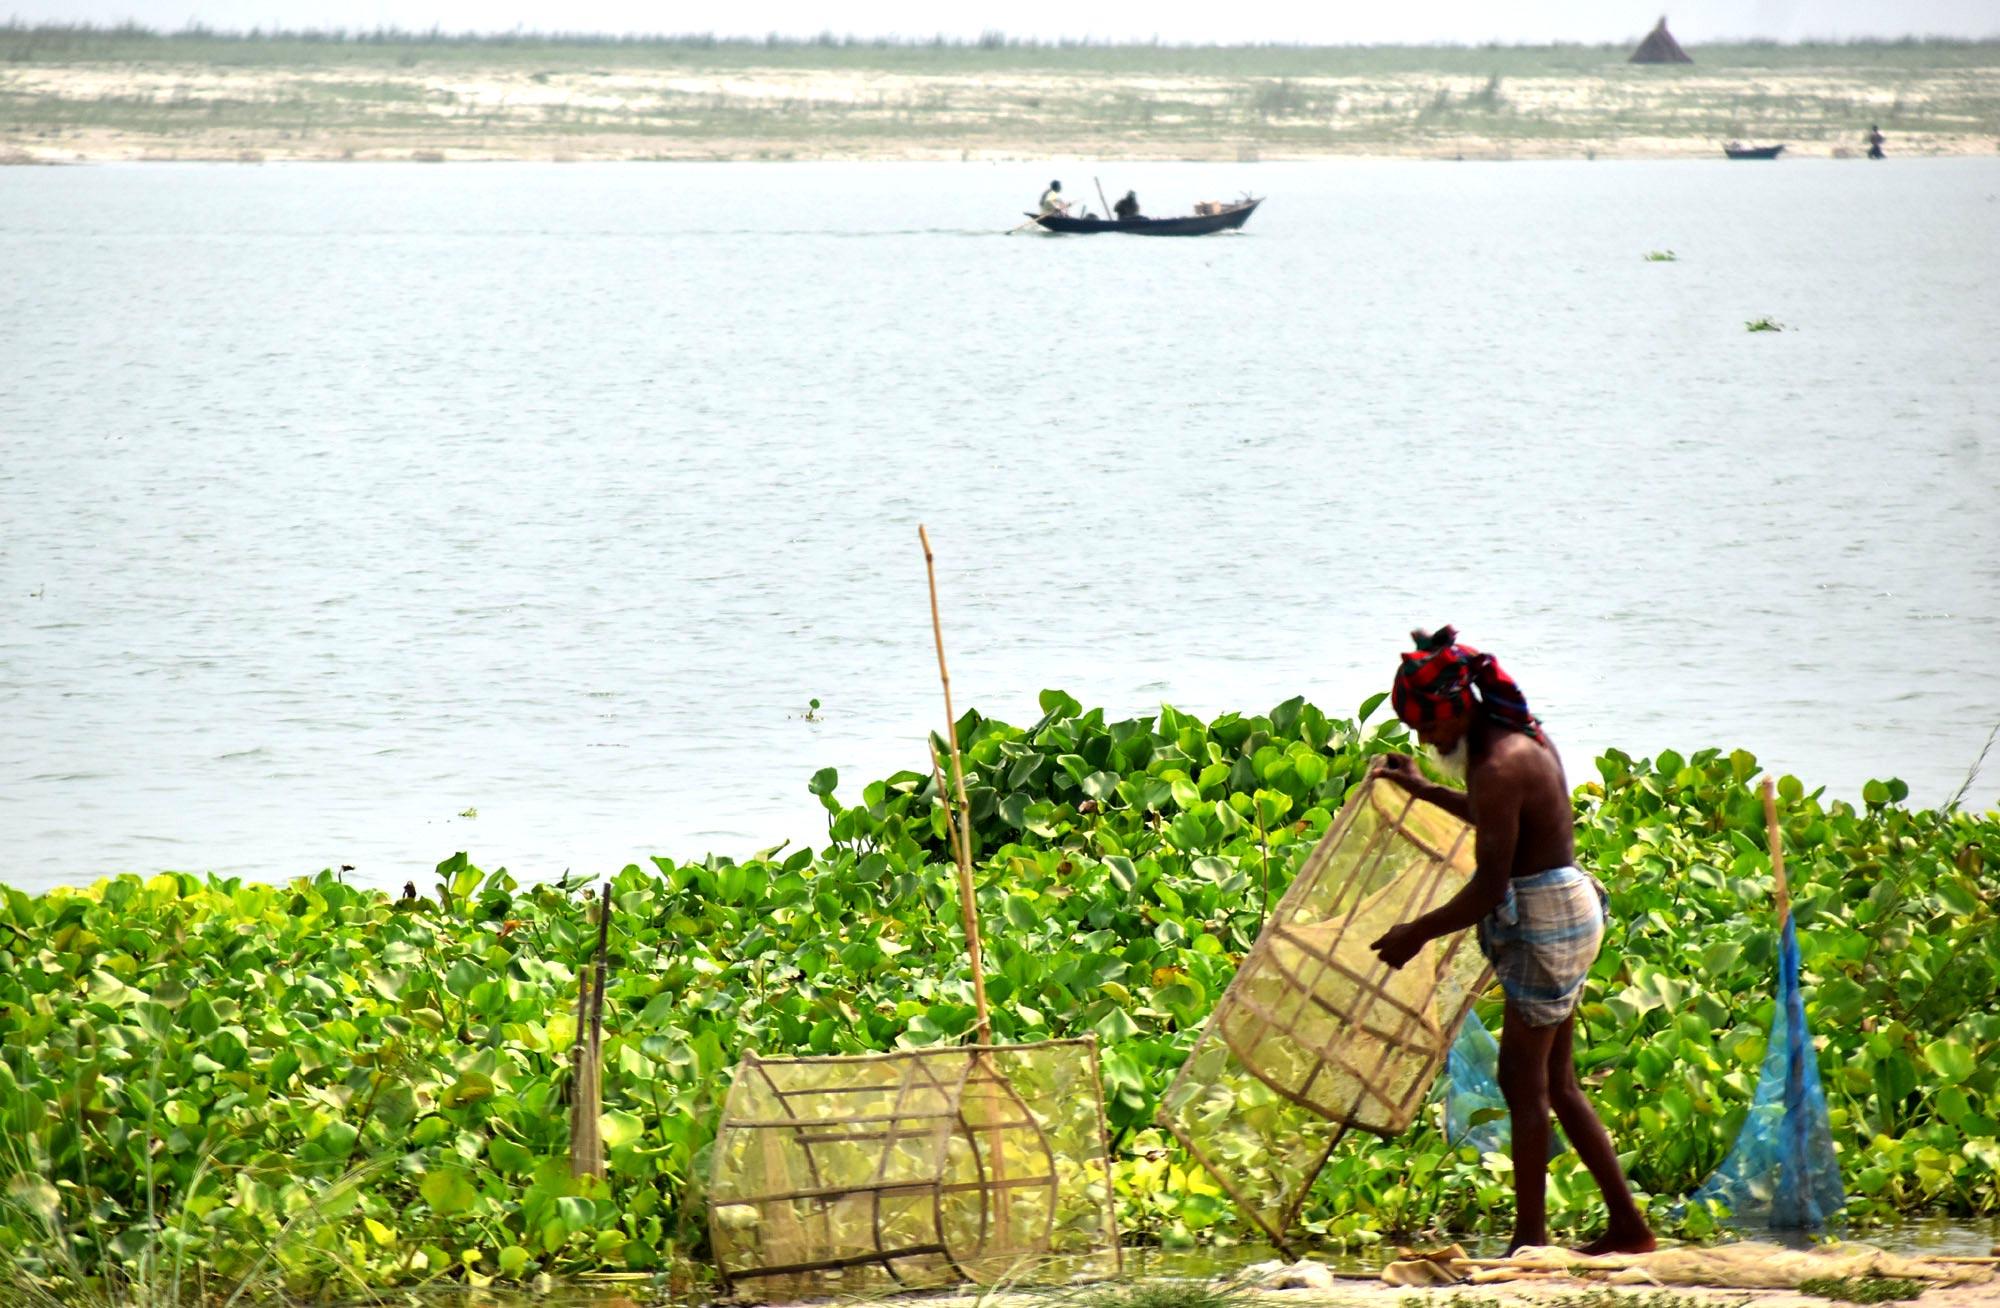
(1690, 914, 1845, 1228)
(1443, 1009, 1512, 1155)
(1442, 1010, 1564, 1158)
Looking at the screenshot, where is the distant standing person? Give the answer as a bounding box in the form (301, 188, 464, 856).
(1867, 124, 1886, 159)
(1113, 190, 1142, 221)
(1039, 180, 1069, 215)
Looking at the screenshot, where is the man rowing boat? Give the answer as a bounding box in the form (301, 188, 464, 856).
(1369, 626, 1655, 1256)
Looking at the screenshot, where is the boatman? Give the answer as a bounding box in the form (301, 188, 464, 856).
(1039, 180, 1069, 215)
(1368, 626, 1655, 1257)
(1113, 190, 1141, 221)
(1866, 124, 1886, 159)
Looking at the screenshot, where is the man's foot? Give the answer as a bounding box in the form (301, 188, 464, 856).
(1574, 1226, 1657, 1256)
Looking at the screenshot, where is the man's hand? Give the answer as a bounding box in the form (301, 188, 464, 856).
(1374, 753, 1425, 792)
(1371, 921, 1427, 970)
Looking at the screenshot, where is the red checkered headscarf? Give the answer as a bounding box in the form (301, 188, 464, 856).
(1391, 625, 1544, 741)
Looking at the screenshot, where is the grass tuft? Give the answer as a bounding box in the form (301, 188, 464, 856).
(1072, 1282, 1253, 1308)
(1799, 1277, 1927, 1303)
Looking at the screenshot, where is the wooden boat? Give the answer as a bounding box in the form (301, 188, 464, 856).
(1027, 198, 1261, 236)
(1723, 143, 1786, 160)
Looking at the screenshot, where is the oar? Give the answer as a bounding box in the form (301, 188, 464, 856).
(1094, 175, 1112, 220)
(1006, 214, 1044, 235)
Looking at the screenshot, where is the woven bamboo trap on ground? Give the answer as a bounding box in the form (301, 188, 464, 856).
(709, 1038, 1121, 1301)
(1160, 774, 1493, 1251)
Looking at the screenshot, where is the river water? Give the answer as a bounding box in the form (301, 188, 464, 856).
(3, 160, 1997, 894)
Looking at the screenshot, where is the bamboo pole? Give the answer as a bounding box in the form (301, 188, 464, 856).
(570, 882, 613, 1179)
(916, 527, 1015, 1244)
(1093, 176, 1112, 220)
(917, 525, 990, 1045)
(927, 738, 967, 876)
(1760, 777, 1791, 924)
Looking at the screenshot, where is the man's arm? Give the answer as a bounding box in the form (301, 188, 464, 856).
(1375, 754, 1472, 820)
(1371, 763, 1521, 967)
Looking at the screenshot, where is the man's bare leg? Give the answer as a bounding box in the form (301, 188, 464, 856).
(1545, 1014, 1656, 1254)
(1496, 1001, 1560, 1252)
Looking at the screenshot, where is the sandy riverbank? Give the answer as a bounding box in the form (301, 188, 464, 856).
(5, 36, 1998, 163)
(918, 1283, 2000, 1308)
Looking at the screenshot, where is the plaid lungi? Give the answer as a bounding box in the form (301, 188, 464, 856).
(1476, 866, 1607, 1027)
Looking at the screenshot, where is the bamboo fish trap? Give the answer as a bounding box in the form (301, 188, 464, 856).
(1159, 774, 1492, 1252)
(707, 528, 1121, 1300)
(708, 1038, 1119, 1299)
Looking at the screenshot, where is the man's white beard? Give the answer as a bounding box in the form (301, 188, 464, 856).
(1427, 738, 1469, 784)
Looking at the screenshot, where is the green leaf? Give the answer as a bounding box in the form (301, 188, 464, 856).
(1923, 1039, 1975, 1084)
(1700, 940, 1743, 974)
(1357, 691, 1389, 724)
(1094, 1008, 1140, 1043)
(1293, 753, 1329, 790)
(1081, 771, 1121, 802)
(1874, 1050, 1919, 1105)
(421, 1167, 480, 1216)
(1002, 894, 1038, 931)
(807, 767, 838, 797)
(600, 1109, 644, 1150)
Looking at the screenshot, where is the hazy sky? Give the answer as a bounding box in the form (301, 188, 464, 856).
(13, 0, 2000, 43)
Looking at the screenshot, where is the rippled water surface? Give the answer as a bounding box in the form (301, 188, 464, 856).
(3, 160, 1997, 893)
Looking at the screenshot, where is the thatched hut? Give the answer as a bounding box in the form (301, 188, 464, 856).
(1629, 16, 1693, 63)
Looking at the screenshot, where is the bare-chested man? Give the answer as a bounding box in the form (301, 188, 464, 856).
(1369, 626, 1655, 1256)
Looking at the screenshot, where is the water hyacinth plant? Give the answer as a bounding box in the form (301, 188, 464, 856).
(1745, 316, 1785, 331)
(1, 691, 1996, 1298)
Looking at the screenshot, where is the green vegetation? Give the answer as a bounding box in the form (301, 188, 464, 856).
(3, 691, 1997, 1303)
(1746, 316, 1786, 331)
(1075, 1280, 1251, 1308)
(5, 23, 1997, 160)
(1644, 250, 1679, 262)
(1799, 1275, 1929, 1302)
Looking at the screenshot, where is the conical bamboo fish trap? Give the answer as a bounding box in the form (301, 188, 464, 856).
(1160, 774, 1493, 1251)
(709, 1039, 1120, 1300)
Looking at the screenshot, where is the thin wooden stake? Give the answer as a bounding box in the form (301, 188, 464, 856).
(918, 525, 991, 1045)
(571, 882, 613, 1179)
(1760, 777, 1791, 925)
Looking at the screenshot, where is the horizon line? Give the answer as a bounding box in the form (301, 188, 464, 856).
(7, 20, 2000, 50)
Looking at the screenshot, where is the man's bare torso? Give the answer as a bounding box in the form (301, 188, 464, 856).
(1467, 724, 1577, 877)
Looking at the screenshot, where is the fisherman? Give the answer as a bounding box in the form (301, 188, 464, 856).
(1113, 189, 1142, 221)
(1039, 179, 1069, 215)
(1866, 124, 1886, 159)
(1369, 627, 1655, 1257)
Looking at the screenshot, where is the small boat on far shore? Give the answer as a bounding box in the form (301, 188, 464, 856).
(1723, 143, 1786, 159)
(1028, 198, 1261, 236)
